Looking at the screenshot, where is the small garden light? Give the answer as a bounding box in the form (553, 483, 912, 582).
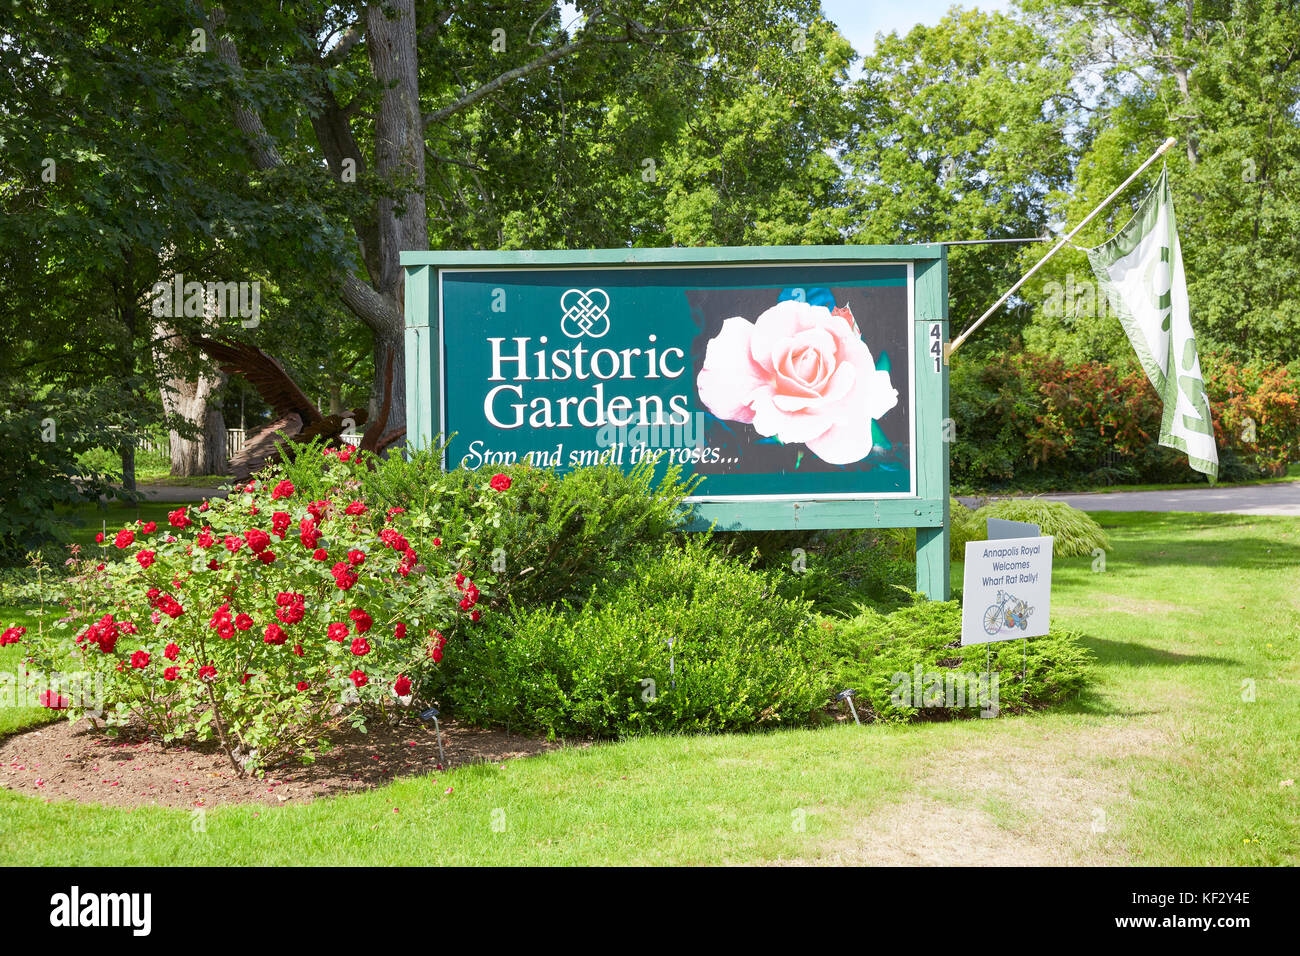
(834, 688, 860, 725)
(419, 707, 446, 767)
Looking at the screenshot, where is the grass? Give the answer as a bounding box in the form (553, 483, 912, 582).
(1, 509, 1297, 865)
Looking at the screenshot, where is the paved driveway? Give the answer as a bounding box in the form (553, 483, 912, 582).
(961, 482, 1300, 517)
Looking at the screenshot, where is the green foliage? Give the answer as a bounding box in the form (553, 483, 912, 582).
(951, 350, 1300, 490)
(846, 8, 1075, 336)
(21, 450, 493, 774)
(972, 499, 1110, 558)
(1020, 0, 1300, 367)
(821, 599, 1094, 722)
(350, 447, 701, 611)
(0, 385, 136, 564)
(704, 528, 915, 616)
(947, 498, 984, 561)
(434, 540, 826, 739)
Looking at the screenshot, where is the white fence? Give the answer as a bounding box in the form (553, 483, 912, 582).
(147, 429, 362, 461)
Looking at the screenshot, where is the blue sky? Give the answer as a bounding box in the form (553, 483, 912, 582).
(819, 0, 1015, 55)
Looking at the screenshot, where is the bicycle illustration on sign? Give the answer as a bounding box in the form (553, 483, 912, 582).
(983, 590, 1033, 635)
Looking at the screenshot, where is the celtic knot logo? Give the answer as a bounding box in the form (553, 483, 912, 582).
(560, 288, 610, 339)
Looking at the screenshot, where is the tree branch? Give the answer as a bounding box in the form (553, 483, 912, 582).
(422, 37, 586, 127)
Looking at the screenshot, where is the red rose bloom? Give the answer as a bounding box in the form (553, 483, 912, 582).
(271, 511, 291, 537)
(293, 644, 304, 657)
(432, 537, 442, 547)
(38, 690, 69, 709)
(296, 681, 310, 691)
(275, 602, 305, 625)
(334, 569, 358, 591)
(136, 549, 156, 569)
(140, 521, 157, 534)
(245, 528, 271, 553)
(348, 609, 373, 633)
(393, 674, 412, 696)
(130, 650, 150, 669)
(0, 625, 26, 646)
(347, 549, 366, 567)
(350, 637, 371, 657)
(156, 595, 184, 618)
(196, 527, 214, 548)
(490, 473, 512, 491)
(114, 528, 135, 549)
(234, 613, 253, 631)
(470, 609, 481, 622)
(256, 550, 276, 565)
(164, 642, 180, 661)
(263, 623, 288, 645)
(271, 480, 295, 500)
(163, 667, 180, 682)
(327, 622, 349, 642)
(95, 531, 105, 543)
(207, 558, 220, 571)
(394, 622, 407, 640)
(223, 534, 244, 553)
(344, 500, 367, 516)
(313, 548, 328, 561)
(198, 664, 217, 680)
(168, 508, 191, 529)
(300, 518, 321, 549)
(349, 669, 368, 688)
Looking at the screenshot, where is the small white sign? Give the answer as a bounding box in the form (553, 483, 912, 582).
(962, 535, 1054, 645)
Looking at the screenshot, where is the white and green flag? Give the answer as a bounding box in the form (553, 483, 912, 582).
(1086, 166, 1218, 481)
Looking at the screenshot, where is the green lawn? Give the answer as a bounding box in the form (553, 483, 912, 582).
(1, 510, 1296, 865)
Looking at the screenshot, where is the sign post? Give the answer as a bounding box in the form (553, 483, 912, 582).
(401, 245, 950, 599)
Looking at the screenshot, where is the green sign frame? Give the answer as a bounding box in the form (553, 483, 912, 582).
(401, 245, 950, 599)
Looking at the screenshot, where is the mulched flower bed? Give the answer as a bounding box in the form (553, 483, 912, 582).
(0, 717, 566, 809)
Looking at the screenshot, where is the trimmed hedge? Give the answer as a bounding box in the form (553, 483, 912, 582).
(820, 599, 1094, 722)
(432, 539, 826, 738)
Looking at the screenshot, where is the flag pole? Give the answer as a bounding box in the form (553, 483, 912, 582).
(945, 136, 1177, 361)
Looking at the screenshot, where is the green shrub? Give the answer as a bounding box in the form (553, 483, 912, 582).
(972, 499, 1110, 557)
(950, 349, 1299, 491)
(704, 527, 915, 616)
(279, 443, 700, 613)
(435, 539, 826, 738)
(884, 498, 984, 566)
(821, 598, 1094, 722)
(0, 385, 136, 564)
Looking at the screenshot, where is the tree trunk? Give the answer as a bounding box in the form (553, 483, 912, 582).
(354, 0, 425, 431)
(153, 321, 230, 477)
(163, 373, 229, 476)
(119, 442, 136, 494)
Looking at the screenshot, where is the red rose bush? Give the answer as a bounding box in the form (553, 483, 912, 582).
(28, 448, 502, 775)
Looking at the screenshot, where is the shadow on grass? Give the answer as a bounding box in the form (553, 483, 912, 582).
(1079, 634, 1238, 669)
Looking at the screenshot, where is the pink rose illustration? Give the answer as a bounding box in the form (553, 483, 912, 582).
(696, 299, 899, 465)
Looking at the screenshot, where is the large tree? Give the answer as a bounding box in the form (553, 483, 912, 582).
(843, 8, 1076, 347)
(184, 0, 820, 435)
(1020, 0, 1300, 365)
